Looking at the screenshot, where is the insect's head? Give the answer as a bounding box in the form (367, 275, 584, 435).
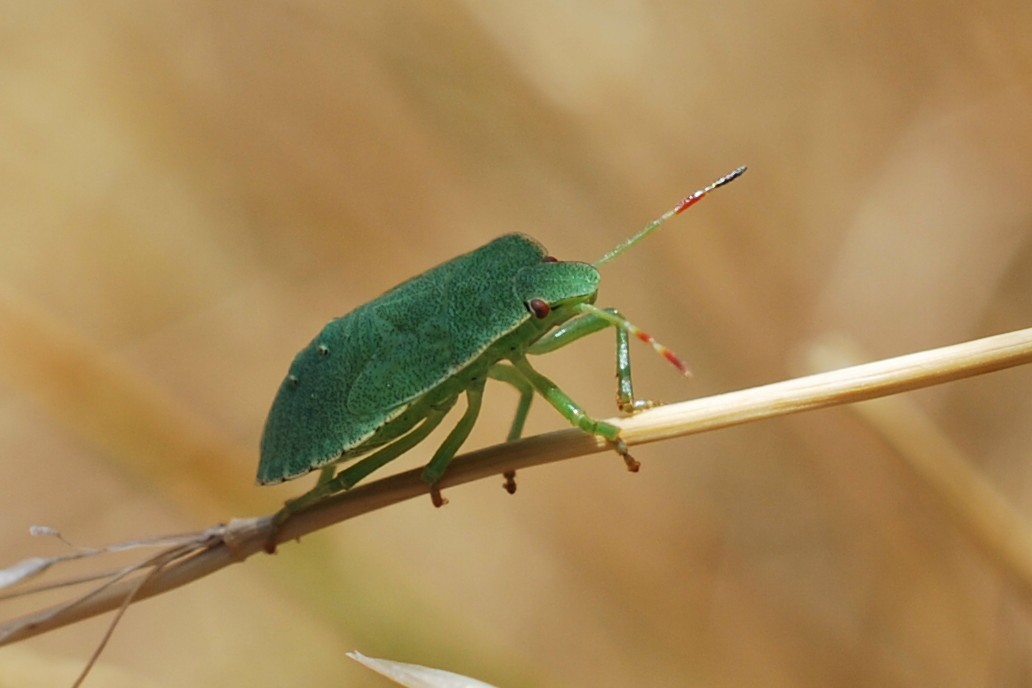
(514, 258, 600, 326)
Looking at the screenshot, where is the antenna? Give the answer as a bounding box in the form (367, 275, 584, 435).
(594, 166, 747, 267)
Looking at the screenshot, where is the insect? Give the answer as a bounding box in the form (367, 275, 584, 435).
(258, 167, 746, 513)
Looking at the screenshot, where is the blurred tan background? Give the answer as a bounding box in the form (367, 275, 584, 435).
(1, 1, 1031, 686)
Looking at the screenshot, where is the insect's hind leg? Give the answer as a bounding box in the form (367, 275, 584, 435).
(488, 363, 535, 494)
(315, 464, 336, 487)
(275, 404, 453, 524)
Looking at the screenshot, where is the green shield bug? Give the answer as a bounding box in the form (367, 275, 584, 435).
(258, 167, 746, 512)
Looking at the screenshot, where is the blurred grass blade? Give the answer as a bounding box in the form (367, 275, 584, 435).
(0, 558, 54, 590)
(347, 651, 499, 688)
(0, 287, 257, 517)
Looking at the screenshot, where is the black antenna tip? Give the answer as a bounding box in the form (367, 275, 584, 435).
(715, 166, 748, 188)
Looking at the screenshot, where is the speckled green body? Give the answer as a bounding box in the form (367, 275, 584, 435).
(258, 167, 745, 515)
(257, 233, 599, 484)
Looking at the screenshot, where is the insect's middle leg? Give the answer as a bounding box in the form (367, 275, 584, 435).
(488, 363, 535, 494)
(487, 364, 535, 442)
(511, 356, 639, 472)
(527, 308, 659, 414)
(421, 378, 488, 505)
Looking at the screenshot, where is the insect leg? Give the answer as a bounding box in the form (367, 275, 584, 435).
(277, 404, 453, 521)
(575, 303, 690, 378)
(487, 363, 535, 493)
(420, 379, 487, 504)
(529, 309, 643, 411)
(487, 363, 534, 440)
(525, 312, 609, 355)
(511, 357, 640, 472)
(529, 306, 686, 413)
(315, 464, 336, 487)
(336, 400, 458, 491)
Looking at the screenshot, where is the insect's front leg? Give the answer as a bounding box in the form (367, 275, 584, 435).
(612, 316, 657, 413)
(527, 307, 668, 414)
(510, 356, 640, 472)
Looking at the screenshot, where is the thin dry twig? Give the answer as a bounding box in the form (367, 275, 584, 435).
(1, 326, 1030, 648)
(70, 548, 180, 688)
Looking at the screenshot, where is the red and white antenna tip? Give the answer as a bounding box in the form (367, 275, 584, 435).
(594, 165, 747, 267)
(674, 166, 747, 215)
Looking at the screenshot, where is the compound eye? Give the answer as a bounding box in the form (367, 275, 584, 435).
(527, 298, 551, 319)
(542, 255, 558, 263)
